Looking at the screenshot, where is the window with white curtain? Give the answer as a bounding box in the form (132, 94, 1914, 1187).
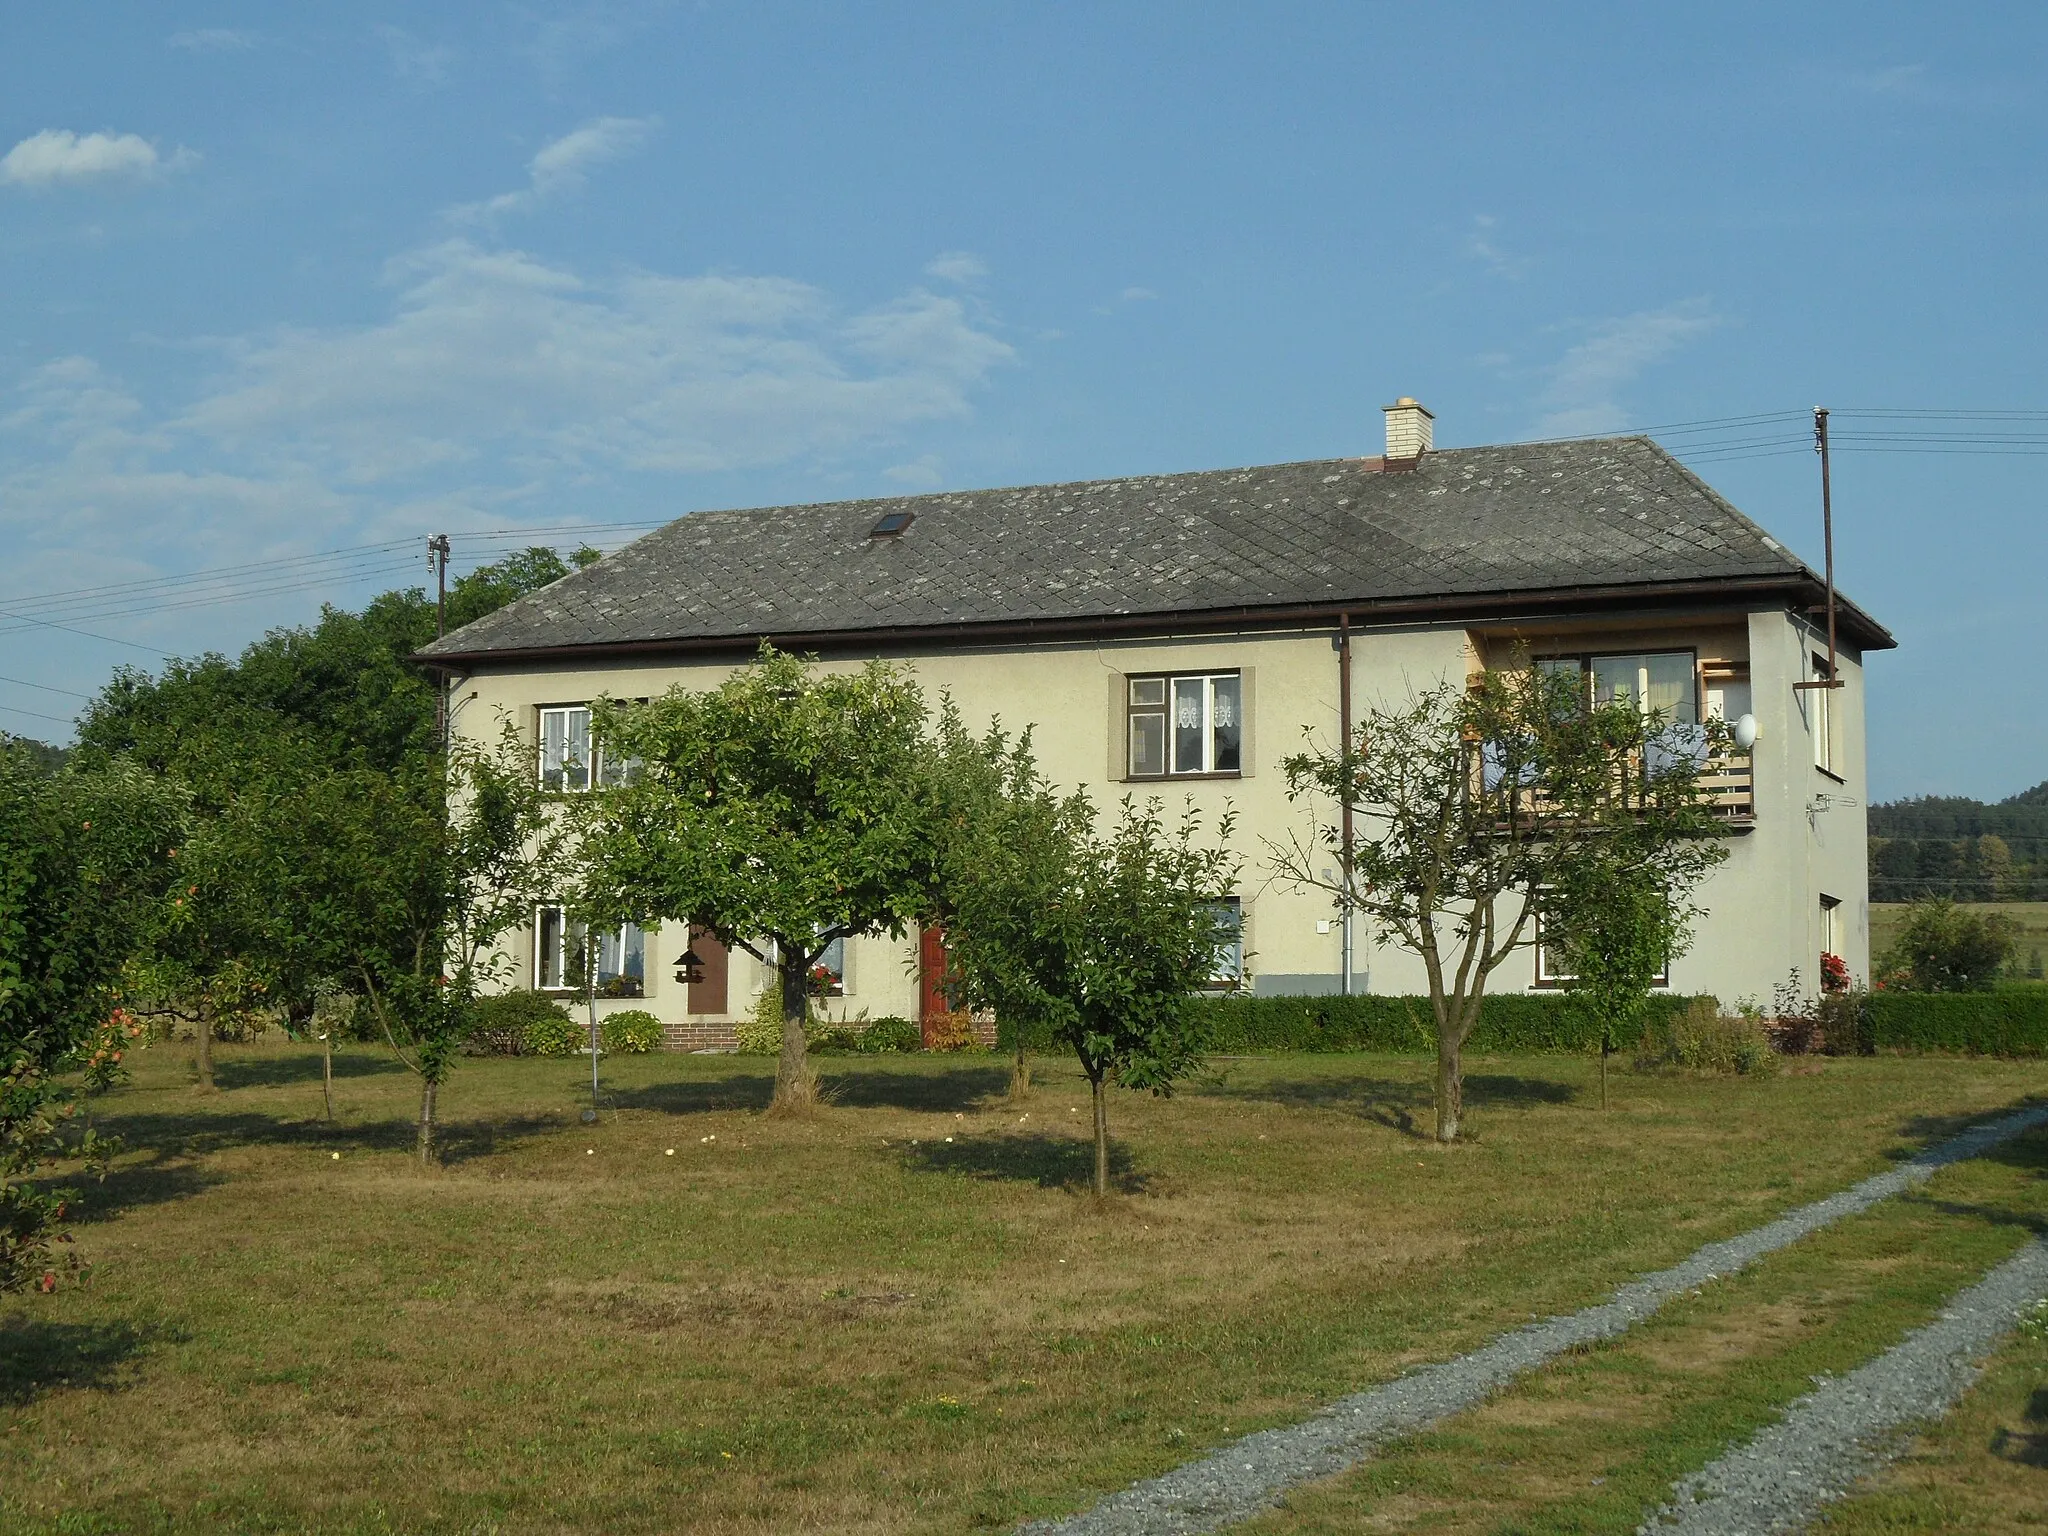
(1127, 671, 1242, 778)
(539, 706, 592, 792)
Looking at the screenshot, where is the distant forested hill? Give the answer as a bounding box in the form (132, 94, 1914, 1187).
(1869, 781, 2048, 900)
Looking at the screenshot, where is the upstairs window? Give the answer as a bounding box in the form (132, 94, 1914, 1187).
(540, 704, 641, 790)
(1810, 655, 1837, 775)
(540, 706, 592, 792)
(1127, 671, 1242, 778)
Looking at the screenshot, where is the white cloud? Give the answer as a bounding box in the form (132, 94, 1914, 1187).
(883, 454, 945, 487)
(449, 116, 659, 223)
(1118, 286, 1159, 303)
(1466, 214, 1526, 279)
(1531, 300, 1719, 438)
(0, 129, 196, 189)
(377, 24, 454, 87)
(168, 28, 255, 52)
(174, 240, 1012, 480)
(0, 239, 1013, 578)
(925, 251, 988, 286)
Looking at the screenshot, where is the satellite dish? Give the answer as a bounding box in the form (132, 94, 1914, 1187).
(1732, 713, 1760, 751)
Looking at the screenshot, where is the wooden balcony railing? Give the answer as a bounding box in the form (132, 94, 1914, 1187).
(1699, 750, 1755, 823)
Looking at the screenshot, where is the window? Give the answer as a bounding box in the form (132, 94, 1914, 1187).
(540, 706, 592, 792)
(1538, 650, 1704, 777)
(1127, 671, 1242, 778)
(1205, 897, 1244, 988)
(1810, 655, 1837, 774)
(535, 906, 646, 996)
(812, 933, 846, 997)
(1820, 894, 1842, 959)
(1533, 902, 1669, 988)
(869, 510, 914, 538)
(540, 704, 641, 790)
(596, 923, 647, 998)
(535, 906, 586, 991)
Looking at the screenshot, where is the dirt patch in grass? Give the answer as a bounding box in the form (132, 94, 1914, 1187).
(1, 1043, 2043, 1534)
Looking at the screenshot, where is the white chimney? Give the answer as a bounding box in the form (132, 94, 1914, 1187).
(1382, 396, 1434, 461)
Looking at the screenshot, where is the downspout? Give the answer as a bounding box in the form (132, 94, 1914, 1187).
(1339, 612, 1355, 995)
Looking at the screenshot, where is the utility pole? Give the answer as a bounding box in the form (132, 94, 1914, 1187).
(426, 534, 451, 743)
(1794, 410, 1844, 693)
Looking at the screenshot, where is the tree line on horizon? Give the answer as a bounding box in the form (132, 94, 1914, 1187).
(1868, 783, 2048, 903)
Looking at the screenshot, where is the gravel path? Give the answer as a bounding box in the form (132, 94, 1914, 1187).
(1639, 1236, 2048, 1534)
(1020, 1102, 2048, 1536)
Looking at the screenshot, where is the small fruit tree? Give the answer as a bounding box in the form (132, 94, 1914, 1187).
(933, 713, 1237, 1195)
(1273, 665, 1729, 1143)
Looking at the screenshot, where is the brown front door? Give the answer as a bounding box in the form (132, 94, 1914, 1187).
(687, 923, 728, 1016)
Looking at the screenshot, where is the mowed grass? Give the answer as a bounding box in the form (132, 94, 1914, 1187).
(1, 1042, 2042, 1535)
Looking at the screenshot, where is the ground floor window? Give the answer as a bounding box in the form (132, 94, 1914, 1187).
(1205, 897, 1243, 988)
(1819, 895, 1846, 991)
(535, 907, 646, 996)
(1533, 903, 1670, 989)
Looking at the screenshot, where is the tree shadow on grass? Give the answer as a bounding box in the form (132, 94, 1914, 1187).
(1886, 1096, 2048, 1165)
(898, 1130, 1147, 1193)
(213, 1051, 407, 1091)
(824, 1067, 1011, 1112)
(0, 1318, 182, 1406)
(609, 1066, 1012, 1117)
(57, 1106, 570, 1219)
(1201, 1072, 1575, 1138)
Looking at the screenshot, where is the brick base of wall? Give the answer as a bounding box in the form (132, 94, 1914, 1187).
(659, 1017, 999, 1053)
(662, 1020, 740, 1052)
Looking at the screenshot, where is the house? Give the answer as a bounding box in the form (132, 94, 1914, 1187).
(420, 398, 1891, 1047)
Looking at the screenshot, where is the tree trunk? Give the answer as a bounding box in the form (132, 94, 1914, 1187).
(193, 1010, 215, 1092)
(417, 1076, 438, 1163)
(1599, 1040, 1609, 1111)
(1009, 1043, 1031, 1102)
(1434, 1030, 1463, 1144)
(770, 957, 817, 1113)
(1091, 1075, 1110, 1197)
(321, 1034, 335, 1122)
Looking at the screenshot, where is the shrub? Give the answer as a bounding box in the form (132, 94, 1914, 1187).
(523, 1009, 585, 1058)
(601, 1009, 663, 1054)
(1875, 899, 2017, 992)
(468, 991, 576, 1056)
(735, 989, 787, 1055)
(1864, 989, 2048, 1056)
(859, 1015, 922, 1054)
(922, 1009, 983, 1052)
(1639, 998, 1779, 1077)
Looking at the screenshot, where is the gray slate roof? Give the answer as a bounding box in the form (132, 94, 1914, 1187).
(422, 436, 1887, 660)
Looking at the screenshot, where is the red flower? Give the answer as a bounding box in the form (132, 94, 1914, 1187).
(38, 1273, 55, 1294)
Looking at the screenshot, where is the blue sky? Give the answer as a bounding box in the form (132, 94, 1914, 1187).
(2, 3, 2043, 800)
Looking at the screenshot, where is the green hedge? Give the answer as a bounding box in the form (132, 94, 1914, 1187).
(1188, 992, 1707, 1055)
(1865, 990, 2048, 1057)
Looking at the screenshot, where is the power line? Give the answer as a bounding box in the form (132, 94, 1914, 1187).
(0, 673, 91, 698)
(0, 702, 78, 727)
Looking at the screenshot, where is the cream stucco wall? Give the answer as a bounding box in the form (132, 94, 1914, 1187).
(451, 604, 1872, 1036)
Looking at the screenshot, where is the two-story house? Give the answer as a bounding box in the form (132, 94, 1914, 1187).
(420, 398, 1891, 1048)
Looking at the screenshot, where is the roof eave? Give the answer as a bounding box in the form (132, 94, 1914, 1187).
(414, 572, 1895, 671)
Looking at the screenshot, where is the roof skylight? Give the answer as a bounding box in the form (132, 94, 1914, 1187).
(869, 510, 915, 538)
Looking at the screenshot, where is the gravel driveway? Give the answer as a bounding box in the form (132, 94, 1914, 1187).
(1020, 1102, 2048, 1536)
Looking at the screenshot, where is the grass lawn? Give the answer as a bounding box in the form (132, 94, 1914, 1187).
(2, 1040, 2043, 1534)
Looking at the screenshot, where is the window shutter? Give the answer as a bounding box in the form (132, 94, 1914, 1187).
(1237, 666, 1255, 778)
(1107, 670, 1126, 782)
